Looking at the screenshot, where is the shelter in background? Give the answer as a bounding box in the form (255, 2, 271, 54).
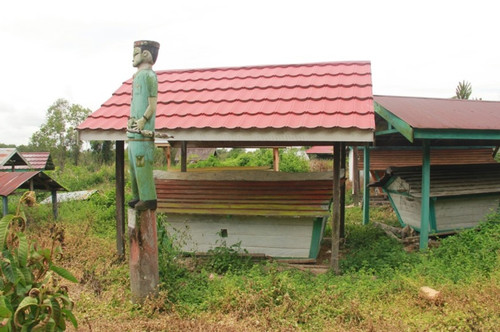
(0, 150, 55, 172)
(0, 171, 66, 218)
(306, 146, 334, 159)
(371, 95, 500, 248)
(78, 61, 375, 267)
(0, 148, 30, 171)
(0, 149, 63, 217)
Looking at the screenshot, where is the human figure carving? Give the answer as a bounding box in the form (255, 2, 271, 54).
(127, 40, 160, 211)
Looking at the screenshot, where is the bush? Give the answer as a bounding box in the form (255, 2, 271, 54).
(0, 193, 78, 331)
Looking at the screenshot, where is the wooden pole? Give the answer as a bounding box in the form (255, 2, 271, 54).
(362, 146, 370, 225)
(128, 208, 159, 303)
(115, 141, 126, 259)
(2, 196, 8, 216)
(166, 145, 171, 170)
(352, 147, 361, 206)
(420, 140, 431, 250)
(340, 144, 346, 238)
(331, 142, 342, 273)
(273, 148, 280, 171)
(51, 190, 58, 220)
(181, 141, 187, 172)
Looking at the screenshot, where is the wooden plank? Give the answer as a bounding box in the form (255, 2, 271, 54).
(159, 207, 329, 217)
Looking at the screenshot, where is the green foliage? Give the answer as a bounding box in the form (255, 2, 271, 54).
(454, 80, 472, 100)
(29, 99, 91, 169)
(0, 193, 77, 331)
(206, 235, 252, 274)
(189, 148, 310, 172)
(416, 213, 500, 284)
(89, 141, 114, 165)
(51, 164, 115, 191)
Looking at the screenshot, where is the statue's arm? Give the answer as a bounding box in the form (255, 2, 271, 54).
(134, 96, 157, 130)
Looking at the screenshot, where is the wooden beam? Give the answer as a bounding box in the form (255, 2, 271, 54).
(128, 209, 159, 304)
(2, 196, 7, 216)
(362, 146, 370, 225)
(331, 143, 342, 273)
(420, 140, 431, 249)
(115, 141, 126, 259)
(351, 147, 361, 206)
(51, 191, 58, 220)
(340, 144, 346, 238)
(181, 141, 187, 172)
(273, 148, 280, 171)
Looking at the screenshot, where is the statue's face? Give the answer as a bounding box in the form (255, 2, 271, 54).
(132, 47, 143, 67)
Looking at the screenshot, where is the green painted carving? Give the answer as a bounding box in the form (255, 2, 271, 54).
(127, 40, 160, 211)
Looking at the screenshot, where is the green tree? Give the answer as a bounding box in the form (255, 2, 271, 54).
(453, 80, 472, 99)
(29, 99, 91, 169)
(90, 140, 114, 164)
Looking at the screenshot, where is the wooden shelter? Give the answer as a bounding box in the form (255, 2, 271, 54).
(371, 163, 500, 232)
(371, 95, 500, 248)
(78, 61, 375, 269)
(155, 170, 337, 258)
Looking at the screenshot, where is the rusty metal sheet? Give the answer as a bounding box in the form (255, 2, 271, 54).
(358, 148, 496, 171)
(0, 171, 66, 196)
(376, 163, 500, 197)
(155, 178, 335, 217)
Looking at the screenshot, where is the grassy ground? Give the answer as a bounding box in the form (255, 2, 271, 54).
(21, 195, 499, 332)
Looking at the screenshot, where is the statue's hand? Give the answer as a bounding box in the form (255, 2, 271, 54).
(135, 117, 147, 130)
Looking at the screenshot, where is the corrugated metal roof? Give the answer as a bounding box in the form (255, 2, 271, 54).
(375, 163, 500, 197)
(374, 95, 500, 130)
(306, 146, 334, 155)
(78, 61, 374, 135)
(0, 171, 66, 196)
(0, 148, 30, 168)
(358, 148, 497, 171)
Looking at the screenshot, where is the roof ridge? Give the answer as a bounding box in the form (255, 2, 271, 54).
(157, 71, 372, 84)
(155, 61, 371, 75)
(161, 83, 373, 94)
(156, 109, 374, 117)
(158, 95, 373, 105)
(375, 94, 499, 103)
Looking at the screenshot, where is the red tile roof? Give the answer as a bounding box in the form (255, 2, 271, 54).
(306, 146, 334, 155)
(374, 95, 500, 130)
(0, 152, 54, 171)
(78, 61, 374, 139)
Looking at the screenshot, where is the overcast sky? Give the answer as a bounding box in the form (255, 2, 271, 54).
(1, 0, 499, 146)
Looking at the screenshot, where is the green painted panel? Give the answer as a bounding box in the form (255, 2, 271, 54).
(374, 103, 414, 142)
(309, 217, 325, 258)
(414, 129, 500, 140)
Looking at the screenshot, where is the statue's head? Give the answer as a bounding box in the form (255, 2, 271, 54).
(133, 40, 160, 67)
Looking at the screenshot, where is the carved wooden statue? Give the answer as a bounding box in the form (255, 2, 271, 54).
(127, 40, 160, 211)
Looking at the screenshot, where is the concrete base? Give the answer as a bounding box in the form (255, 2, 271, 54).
(128, 208, 159, 304)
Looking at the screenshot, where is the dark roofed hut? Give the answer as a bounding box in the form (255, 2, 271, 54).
(372, 95, 500, 248)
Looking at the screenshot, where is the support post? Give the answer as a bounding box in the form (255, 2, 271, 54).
(2, 196, 8, 216)
(273, 148, 280, 171)
(181, 141, 187, 172)
(340, 144, 346, 238)
(128, 208, 159, 303)
(352, 147, 361, 206)
(115, 141, 125, 258)
(166, 145, 171, 170)
(331, 143, 342, 273)
(362, 146, 370, 225)
(420, 140, 431, 249)
(51, 191, 58, 220)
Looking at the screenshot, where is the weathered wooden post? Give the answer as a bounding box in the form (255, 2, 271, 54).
(126, 40, 161, 303)
(331, 142, 342, 273)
